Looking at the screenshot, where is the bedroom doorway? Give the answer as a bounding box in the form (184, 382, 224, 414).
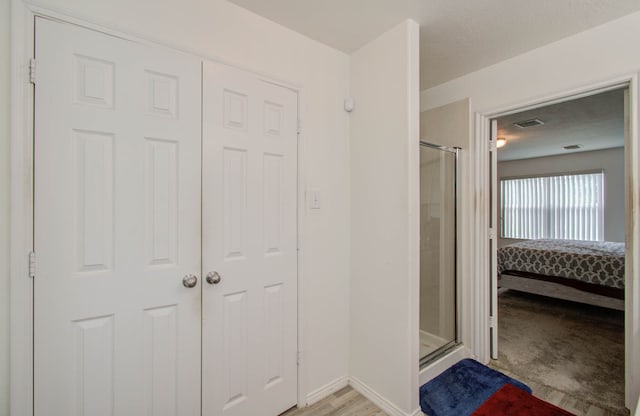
(488, 86, 629, 414)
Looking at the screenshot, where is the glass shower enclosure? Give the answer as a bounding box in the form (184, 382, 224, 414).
(419, 141, 459, 366)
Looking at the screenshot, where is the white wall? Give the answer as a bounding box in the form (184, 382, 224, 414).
(498, 147, 625, 245)
(1, 0, 10, 413)
(350, 20, 420, 415)
(420, 10, 640, 409)
(421, 11, 640, 113)
(420, 99, 469, 148)
(8, 0, 351, 404)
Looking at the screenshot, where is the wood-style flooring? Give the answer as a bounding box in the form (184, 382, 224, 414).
(282, 387, 387, 416)
(281, 382, 628, 416)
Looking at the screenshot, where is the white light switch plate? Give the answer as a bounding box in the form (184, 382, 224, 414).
(310, 189, 321, 209)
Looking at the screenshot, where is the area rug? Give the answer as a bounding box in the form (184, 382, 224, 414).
(491, 290, 625, 414)
(419, 358, 531, 416)
(471, 384, 575, 416)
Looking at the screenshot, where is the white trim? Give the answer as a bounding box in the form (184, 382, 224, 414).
(472, 74, 640, 410)
(458, 102, 474, 355)
(406, 18, 421, 416)
(626, 74, 640, 411)
(295, 87, 309, 408)
(473, 113, 491, 363)
(304, 375, 349, 406)
(10, 2, 34, 416)
(477, 74, 635, 119)
(349, 376, 418, 416)
(10, 5, 310, 413)
(302, 375, 427, 416)
(488, 120, 499, 360)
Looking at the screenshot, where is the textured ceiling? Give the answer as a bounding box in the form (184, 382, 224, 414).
(228, 0, 640, 89)
(496, 88, 625, 162)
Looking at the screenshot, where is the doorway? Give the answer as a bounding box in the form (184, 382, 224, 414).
(33, 17, 299, 416)
(488, 87, 629, 414)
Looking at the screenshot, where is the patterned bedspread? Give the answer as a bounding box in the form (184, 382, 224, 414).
(498, 239, 625, 289)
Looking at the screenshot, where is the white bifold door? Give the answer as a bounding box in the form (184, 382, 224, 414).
(34, 17, 202, 416)
(201, 62, 299, 416)
(34, 17, 298, 416)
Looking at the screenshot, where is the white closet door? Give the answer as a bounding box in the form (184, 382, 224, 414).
(202, 61, 298, 416)
(34, 18, 202, 416)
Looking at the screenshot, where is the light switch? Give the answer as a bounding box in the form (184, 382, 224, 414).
(310, 189, 321, 209)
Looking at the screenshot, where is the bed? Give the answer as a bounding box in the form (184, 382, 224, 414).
(497, 239, 625, 310)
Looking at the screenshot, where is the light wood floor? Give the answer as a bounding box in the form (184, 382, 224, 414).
(282, 380, 630, 416)
(282, 386, 387, 416)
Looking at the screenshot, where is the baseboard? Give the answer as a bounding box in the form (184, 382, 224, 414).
(305, 375, 350, 406)
(349, 376, 419, 416)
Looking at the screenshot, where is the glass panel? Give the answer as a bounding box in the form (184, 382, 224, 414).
(419, 145, 457, 363)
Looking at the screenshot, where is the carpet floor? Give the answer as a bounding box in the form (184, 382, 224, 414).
(491, 290, 626, 415)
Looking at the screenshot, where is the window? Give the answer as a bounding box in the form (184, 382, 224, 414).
(500, 171, 604, 241)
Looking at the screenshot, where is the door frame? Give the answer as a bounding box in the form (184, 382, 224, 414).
(9, 4, 308, 415)
(473, 74, 640, 410)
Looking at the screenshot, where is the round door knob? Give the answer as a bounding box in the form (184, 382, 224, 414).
(182, 274, 198, 288)
(206, 271, 222, 285)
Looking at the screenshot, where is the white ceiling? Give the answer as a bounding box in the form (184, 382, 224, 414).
(228, 0, 640, 89)
(496, 88, 625, 162)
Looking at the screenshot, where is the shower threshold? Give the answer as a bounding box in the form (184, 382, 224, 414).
(420, 337, 460, 369)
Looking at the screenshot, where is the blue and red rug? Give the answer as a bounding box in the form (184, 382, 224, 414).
(419, 359, 575, 416)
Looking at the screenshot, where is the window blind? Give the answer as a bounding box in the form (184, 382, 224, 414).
(500, 172, 604, 241)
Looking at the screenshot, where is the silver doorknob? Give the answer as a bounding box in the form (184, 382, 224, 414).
(182, 274, 198, 288)
(206, 271, 222, 285)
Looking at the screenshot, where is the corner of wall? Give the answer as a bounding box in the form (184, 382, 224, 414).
(348, 18, 421, 415)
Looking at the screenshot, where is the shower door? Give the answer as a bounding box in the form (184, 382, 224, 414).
(419, 142, 459, 365)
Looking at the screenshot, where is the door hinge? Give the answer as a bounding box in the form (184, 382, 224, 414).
(296, 351, 303, 366)
(488, 139, 496, 152)
(28, 251, 36, 278)
(29, 58, 37, 85)
(489, 315, 496, 328)
(297, 119, 301, 134)
(489, 227, 497, 240)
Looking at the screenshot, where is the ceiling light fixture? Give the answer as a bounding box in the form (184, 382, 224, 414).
(496, 138, 507, 148)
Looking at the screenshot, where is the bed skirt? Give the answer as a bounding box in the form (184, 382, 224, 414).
(499, 273, 624, 311)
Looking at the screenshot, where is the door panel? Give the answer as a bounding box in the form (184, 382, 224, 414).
(34, 18, 201, 416)
(202, 61, 298, 416)
(489, 119, 499, 359)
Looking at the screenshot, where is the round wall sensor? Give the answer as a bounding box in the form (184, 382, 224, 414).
(344, 97, 355, 113)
